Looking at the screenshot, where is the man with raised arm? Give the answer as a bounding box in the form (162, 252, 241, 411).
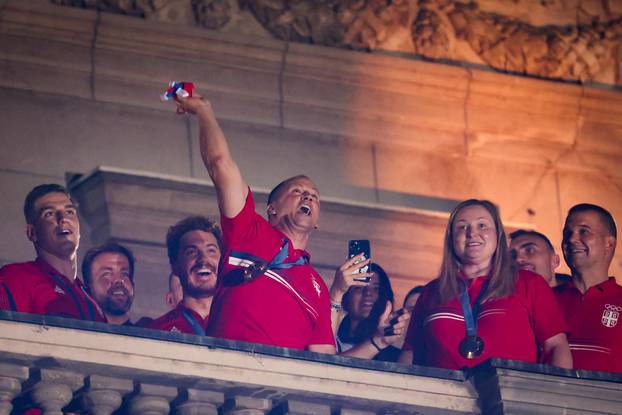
(174, 95, 335, 352)
(556, 203, 622, 373)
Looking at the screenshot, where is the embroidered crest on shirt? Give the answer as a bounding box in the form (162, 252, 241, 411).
(311, 275, 321, 297)
(54, 285, 65, 295)
(601, 304, 621, 328)
(170, 326, 181, 333)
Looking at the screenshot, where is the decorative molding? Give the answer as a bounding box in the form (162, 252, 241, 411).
(49, 0, 622, 85)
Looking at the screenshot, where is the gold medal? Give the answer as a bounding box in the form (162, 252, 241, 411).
(458, 335, 485, 359)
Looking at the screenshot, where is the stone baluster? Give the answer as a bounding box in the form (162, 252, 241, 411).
(221, 395, 273, 415)
(28, 369, 83, 415)
(80, 375, 133, 415)
(174, 389, 224, 415)
(0, 363, 29, 415)
(274, 399, 331, 415)
(127, 383, 177, 415)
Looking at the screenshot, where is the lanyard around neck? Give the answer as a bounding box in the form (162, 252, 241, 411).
(459, 278, 490, 337)
(181, 309, 206, 336)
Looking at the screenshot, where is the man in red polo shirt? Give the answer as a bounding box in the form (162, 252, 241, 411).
(144, 216, 221, 335)
(555, 203, 622, 373)
(0, 184, 105, 322)
(173, 94, 335, 352)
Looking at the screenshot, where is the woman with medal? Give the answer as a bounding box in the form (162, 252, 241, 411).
(399, 199, 572, 370)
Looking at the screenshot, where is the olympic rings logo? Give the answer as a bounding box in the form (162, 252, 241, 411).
(605, 304, 622, 312)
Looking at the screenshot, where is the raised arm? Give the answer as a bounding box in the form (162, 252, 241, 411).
(175, 95, 248, 218)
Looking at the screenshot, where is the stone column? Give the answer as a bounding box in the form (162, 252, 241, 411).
(127, 383, 177, 415)
(0, 363, 29, 415)
(221, 395, 273, 415)
(28, 369, 83, 415)
(174, 389, 224, 415)
(80, 375, 133, 415)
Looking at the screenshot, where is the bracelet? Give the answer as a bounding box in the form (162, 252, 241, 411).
(370, 336, 383, 352)
(330, 302, 342, 312)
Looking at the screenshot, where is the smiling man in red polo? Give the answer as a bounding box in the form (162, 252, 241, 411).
(0, 184, 105, 322)
(145, 216, 221, 335)
(555, 203, 622, 373)
(173, 93, 335, 353)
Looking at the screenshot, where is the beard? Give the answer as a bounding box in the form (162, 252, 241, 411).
(182, 277, 216, 299)
(102, 286, 133, 315)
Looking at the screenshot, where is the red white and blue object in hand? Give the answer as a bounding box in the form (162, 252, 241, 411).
(161, 81, 195, 101)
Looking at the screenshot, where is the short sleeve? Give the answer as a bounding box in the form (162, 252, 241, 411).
(0, 265, 29, 312)
(402, 285, 429, 365)
(527, 272, 570, 345)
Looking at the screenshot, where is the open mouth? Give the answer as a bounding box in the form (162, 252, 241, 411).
(299, 205, 312, 216)
(193, 266, 215, 278)
(56, 228, 72, 236)
(109, 287, 129, 297)
(519, 264, 535, 272)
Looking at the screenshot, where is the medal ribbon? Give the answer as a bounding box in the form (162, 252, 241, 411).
(181, 309, 206, 336)
(459, 278, 490, 337)
(268, 239, 307, 270)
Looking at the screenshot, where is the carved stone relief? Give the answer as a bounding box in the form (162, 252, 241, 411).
(49, 0, 622, 85)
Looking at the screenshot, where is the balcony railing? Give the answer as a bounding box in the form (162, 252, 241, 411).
(1, 311, 621, 414)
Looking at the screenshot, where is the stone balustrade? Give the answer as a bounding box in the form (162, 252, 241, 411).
(0, 311, 621, 415)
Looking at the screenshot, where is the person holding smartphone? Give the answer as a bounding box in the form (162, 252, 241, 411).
(330, 261, 409, 360)
(329, 243, 410, 360)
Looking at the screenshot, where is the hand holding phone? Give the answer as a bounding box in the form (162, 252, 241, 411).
(348, 240, 370, 282)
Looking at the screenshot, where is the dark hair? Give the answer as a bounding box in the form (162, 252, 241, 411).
(82, 241, 136, 291)
(403, 285, 425, 308)
(166, 216, 222, 266)
(342, 263, 394, 342)
(509, 229, 555, 253)
(566, 203, 617, 239)
(267, 175, 312, 205)
(23, 184, 72, 224)
(436, 199, 515, 304)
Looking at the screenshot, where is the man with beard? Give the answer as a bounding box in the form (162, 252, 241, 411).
(145, 216, 221, 334)
(555, 203, 622, 373)
(0, 184, 105, 321)
(173, 93, 335, 352)
(82, 242, 136, 326)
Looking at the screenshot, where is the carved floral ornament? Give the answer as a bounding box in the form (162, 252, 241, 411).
(51, 0, 622, 85)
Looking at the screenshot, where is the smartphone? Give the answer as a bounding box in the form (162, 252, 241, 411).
(348, 239, 371, 282)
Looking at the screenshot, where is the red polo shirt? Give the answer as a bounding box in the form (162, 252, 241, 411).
(554, 277, 622, 373)
(0, 258, 105, 322)
(206, 190, 334, 350)
(403, 269, 567, 370)
(144, 303, 209, 335)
